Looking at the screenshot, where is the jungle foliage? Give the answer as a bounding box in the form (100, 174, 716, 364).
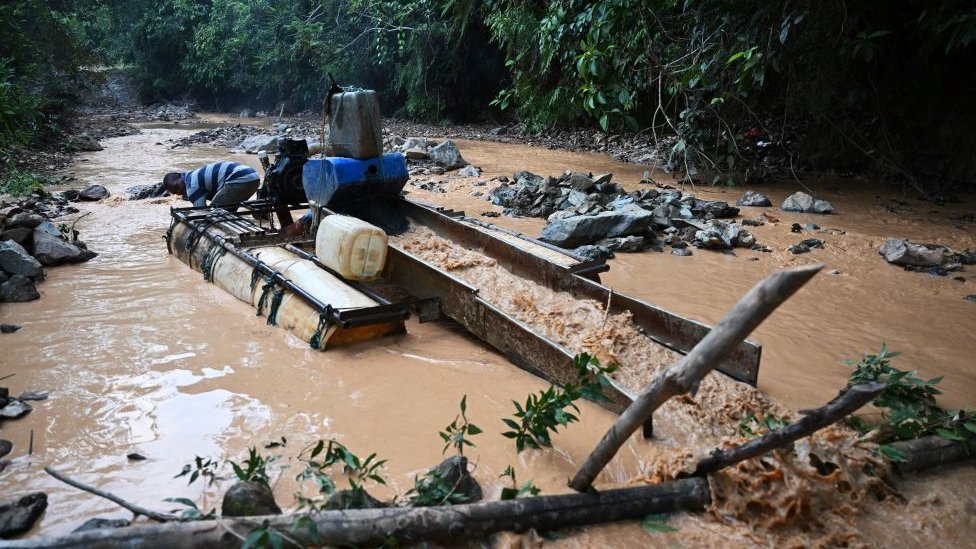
(3, 1, 976, 188)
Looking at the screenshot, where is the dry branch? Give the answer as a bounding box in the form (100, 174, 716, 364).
(44, 467, 179, 523)
(688, 382, 886, 477)
(890, 435, 976, 474)
(2, 479, 709, 548)
(569, 263, 823, 492)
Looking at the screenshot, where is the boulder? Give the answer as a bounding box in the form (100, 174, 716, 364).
(221, 481, 282, 517)
(401, 137, 430, 151)
(404, 147, 428, 160)
(0, 400, 31, 419)
(694, 220, 740, 250)
(428, 140, 466, 170)
(879, 238, 946, 267)
(781, 191, 834, 214)
(1, 324, 21, 334)
(34, 221, 61, 239)
(6, 213, 44, 229)
(695, 200, 739, 219)
(126, 183, 167, 200)
(457, 166, 480, 177)
(32, 231, 97, 266)
(489, 186, 516, 206)
(71, 134, 103, 152)
(0, 275, 40, 303)
(0, 493, 47, 537)
(597, 235, 647, 252)
(419, 456, 483, 505)
(1, 227, 33, 247)
(565, 172, 595, 191)
(0, 440, 11, 458)
(672, 247, 693, 256)
(240, 134, 278, 153)
(0, 241, 43, 280)
(325, 489, 385, 511)
(78, 185, 110, 201)
(736, 191, 772, 207)
(781, 191, 814, 212)
(540, 208, 654, 248)
(573, 245, 613, 261)
(72, 518, 131, 533)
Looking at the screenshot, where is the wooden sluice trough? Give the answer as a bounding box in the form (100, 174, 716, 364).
(166, 198, 761, 423)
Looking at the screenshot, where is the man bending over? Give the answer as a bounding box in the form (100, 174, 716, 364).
(163, 161, 260, 209)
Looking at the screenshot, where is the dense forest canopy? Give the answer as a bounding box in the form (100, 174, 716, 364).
(2, 0, 975, 192)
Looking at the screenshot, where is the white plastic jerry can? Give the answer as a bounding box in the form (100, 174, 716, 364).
(315, 215, 388, 281)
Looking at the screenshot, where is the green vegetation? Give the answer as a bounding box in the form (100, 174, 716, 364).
(498, 465, 539, 500)
(439, 395, 482, 457)
(845, 345, 976, 461)
(406, 468, 471, 507)
(502, 353, 616, 452)
(0, 168, 54, 197)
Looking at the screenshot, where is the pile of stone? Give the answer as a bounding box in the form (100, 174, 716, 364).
(0, 389, 48, 536)
(0, 191, 101, 303)
(388, 137, 471, 175)
(143, 103, 196, 122)
(486, 171, 766, 259)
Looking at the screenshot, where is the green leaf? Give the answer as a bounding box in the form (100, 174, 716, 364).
(641, 514, 679, 533)
(879, 444, 906, 462)
(599, 114, 609, 131)
(163, 497, 199, 509)
(467, 424, 483, 435)
(460, 395, 467, 414)
(964, 421, 976, 434)
(936, 428, 967, 442)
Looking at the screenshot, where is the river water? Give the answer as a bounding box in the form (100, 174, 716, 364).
(0, 122, 973, 545)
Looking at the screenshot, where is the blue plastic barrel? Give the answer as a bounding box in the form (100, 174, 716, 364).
(302, 153, 408, 208)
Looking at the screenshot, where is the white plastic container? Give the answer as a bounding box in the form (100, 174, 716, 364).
(329, 90, 383, 159)
(315, 215, 388, 281)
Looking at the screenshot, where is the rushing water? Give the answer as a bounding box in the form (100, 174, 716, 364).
(0, 124, 973, 545)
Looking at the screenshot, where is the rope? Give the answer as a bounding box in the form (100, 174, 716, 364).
(250, 267, 261, 290)
(309, 307, 334, 350)
(201, 245, 226, 282)
(255, 275, 286, 326)
(164, 217, 177, 255)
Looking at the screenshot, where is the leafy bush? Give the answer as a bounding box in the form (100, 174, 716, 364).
(845, 345, 976, 460)
(0, 168, 53, 197)
(502, 353, 617, 452)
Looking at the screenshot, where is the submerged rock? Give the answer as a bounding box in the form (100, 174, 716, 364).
(0, 400, 32, 419)
(0, 493, 47, 537)
(0, 324, 21, 334)
(126, 183, 167, 200)
(72, 518, 131, 533)
(418, 456, 483, 505)
(879, 238, 946, 267)
(457, 165, 480, 177)
(221, 481, 281, 517)
(0, 275, 40, 303)
(573, 244, 614, 261)
(0, 440, 11, 458)
(32, 231, 97, 266)
(78, 185, 110, 201)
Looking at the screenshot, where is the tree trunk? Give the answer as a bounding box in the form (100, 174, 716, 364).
(2, 479, 710, 548)
(569, 264, 822, 492)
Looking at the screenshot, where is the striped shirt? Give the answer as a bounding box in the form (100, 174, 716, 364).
(183, 162, 260, 207)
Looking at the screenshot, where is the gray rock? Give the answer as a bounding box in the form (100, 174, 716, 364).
(598, 235, 647, 252)
(404, 147, 428, 160)
(428, 140, 466, 170)
(401, 137, 431, 151)
(694, 220, 740, 250)
(72, 134, 103, 152)
(565, 172, 595, 191)
(573, 245, 614, 261)
(964, 294, 976, 303)
(0, 272, 7, 283)
(457, 166, 480, 177)
(736, 191, 772, 207)
(695, 200, 739, 219)
(735, 230, 757, 248)
(781, 191, 815, 212)
(0, 493, 47, 537)
(126, 183, 167, 200)
(0, 440, 11, 458)
(1, 324, 21, 334)
(593, 173, 613, 186)
(566, 190, 588, 208)
(325, 489, 385, 511)
(1, 275, 40, 302)
(879, 238, 946, 267)
(418, 456, 483, 505)
(606, 195, 637, 211)
(547, 210, 576, 223)
(0, 242, 43, 280)
(514, 171, 545, 189)
(34, 221, 62, 239)
(540, 209, 655, 248)
(1, 227, 33, 247)
(489, 186, 516, 206)
(788, 243, 811, 254)
(73, 518, 131, 532)
(812, 199, 834, 214)
(672, 248, 693, 257)
(7, 213, 44, 229)
(240, 134, 278, 153)
(32, 230, 97, 266)
(221, 481, 282, 517)
(0, 400, 32, 419)
(78, 185, 110, 201)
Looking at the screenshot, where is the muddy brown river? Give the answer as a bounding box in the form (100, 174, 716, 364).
(0, 121, 973, 546)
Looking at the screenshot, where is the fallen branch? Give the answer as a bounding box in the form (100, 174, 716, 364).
(44, 467, 179, 523)
(889, 435, 976, 474)
(2, 478, 709, 548)
(688, 382, 886, 477)
(569, 264, 822, 492)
